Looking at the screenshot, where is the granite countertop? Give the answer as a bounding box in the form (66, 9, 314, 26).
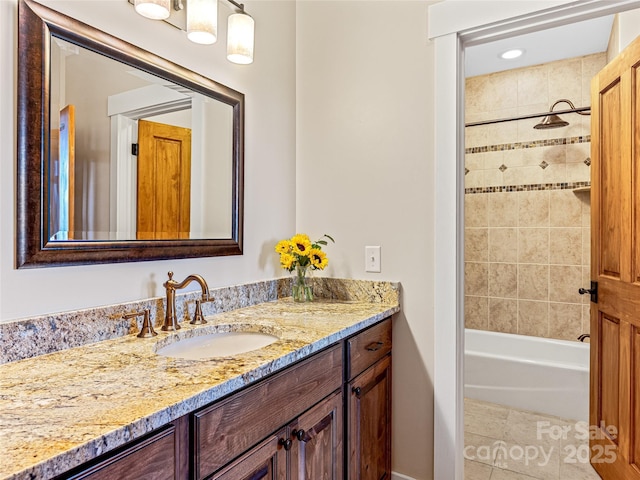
(0, 298, 399, 480)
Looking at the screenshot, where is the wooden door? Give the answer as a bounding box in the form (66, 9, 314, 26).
(137, 119, 191, 240)
(590, 33, 640, 479)
(348, 355, 391, 480)
(207, 429, 288, 480)
(289, 390, 343, 480)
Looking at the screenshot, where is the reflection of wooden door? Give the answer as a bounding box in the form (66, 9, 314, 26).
(60, 105, 75, 239)
(49, 105, 75, 240)
(589, 34, 640, 479)
(137, 119, 191, 240)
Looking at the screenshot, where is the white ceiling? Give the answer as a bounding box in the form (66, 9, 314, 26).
(465, 15, 615, 77)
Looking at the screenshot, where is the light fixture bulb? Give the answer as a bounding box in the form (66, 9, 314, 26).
(227, 12, 254, 65)
(134, 0, 171, 20)
(500, 49, 524, 60)
(187, 0, 218, 45)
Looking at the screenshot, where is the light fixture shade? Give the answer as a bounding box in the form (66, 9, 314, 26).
(134, 0, 171, 20)
(187, 0, 218, 45)
(227, 12, 254, 65)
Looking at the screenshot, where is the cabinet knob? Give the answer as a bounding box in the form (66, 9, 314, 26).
(293, 429, 305, 441)
(279, 438, 292, 451)
(365, 341, 384, 352)
(352, 386, 362, 397)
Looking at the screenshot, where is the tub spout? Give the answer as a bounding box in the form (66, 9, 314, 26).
(578, 334, 590, 342)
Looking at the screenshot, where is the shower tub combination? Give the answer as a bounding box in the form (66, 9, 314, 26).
(464, 328, 590, 421)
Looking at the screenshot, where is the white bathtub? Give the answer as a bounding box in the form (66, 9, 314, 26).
(464, 329, 590, 421)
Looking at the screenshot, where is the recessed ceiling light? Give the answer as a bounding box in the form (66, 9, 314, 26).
(500, 49, 524, 60)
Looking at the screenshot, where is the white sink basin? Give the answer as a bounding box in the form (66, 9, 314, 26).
(156, 331, 279, 360)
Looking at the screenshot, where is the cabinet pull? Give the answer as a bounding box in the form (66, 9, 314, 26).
(292, 429, 306, 441)
(278, 438, 293, 451)
(365, 341, 384, 352)
(352, 386, 362, 397)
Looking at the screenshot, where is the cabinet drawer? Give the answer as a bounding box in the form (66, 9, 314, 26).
(193, 344, 343, 479)
(60, 425, 178, 480)
(347, 318, 392, 380)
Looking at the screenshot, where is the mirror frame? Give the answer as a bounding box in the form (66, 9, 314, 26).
(17, 0, 244, 268)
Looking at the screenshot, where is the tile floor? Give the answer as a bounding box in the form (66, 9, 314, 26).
(464, 398, 602, 480)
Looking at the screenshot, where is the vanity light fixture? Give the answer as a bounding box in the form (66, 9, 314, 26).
(134, 0, 171, 20)
(227, 10, 254, 64)
(187, 0, 218, 45)
(131, 0, 255, 64)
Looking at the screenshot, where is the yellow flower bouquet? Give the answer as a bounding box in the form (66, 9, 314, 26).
(275, 233, 334, 302)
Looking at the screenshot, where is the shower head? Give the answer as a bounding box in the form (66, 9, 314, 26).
(533, 113, 569, 130)
(533, 99, 589, 130)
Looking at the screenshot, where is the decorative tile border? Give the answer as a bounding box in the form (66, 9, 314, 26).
(465, 181, 590, 194)
(465, 135, 590, 154)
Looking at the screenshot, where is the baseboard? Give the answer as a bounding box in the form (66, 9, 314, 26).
(391, 472, 417, 480)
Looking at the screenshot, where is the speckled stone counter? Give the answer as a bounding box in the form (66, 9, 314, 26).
(0, 292, 399, 480)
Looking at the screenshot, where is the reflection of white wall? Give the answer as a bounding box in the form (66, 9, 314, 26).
(197, 99, 232, 238)
(64, 43, 149, 237)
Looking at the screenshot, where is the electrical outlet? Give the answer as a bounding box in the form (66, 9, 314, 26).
(365, 246, 381, 273)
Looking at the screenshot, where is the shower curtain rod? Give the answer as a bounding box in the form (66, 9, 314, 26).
(465, 106, 591, 127)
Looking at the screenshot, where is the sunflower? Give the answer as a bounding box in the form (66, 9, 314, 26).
(275, 233, 334, 273)
(309, 248, 328, 270)
(280, 253, 296, 270)
(275, 239, 292, 254)
(291, 234, 312, 255)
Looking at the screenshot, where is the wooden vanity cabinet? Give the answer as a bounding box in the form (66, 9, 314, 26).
(52, 317, 392, 480)
(193, 345, 343, 480)
(346, 318, 392, 480)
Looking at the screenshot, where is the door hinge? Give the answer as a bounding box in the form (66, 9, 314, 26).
(131, 143, 139, 156)
(578, 281, 598, 304)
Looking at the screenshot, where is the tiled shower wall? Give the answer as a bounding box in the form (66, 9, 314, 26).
(464, 53, 606, 341)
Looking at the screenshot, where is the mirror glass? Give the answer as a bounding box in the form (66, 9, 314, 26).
(49, 37, 233, 241)
(17, 0, 244, 267)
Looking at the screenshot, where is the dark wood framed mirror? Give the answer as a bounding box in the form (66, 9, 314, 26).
(17, 0, 244, 268)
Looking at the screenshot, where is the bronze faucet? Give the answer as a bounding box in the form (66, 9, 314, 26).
(162, 271, 210, 331)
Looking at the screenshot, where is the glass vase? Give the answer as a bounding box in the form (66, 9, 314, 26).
(292, 264, 313, 302)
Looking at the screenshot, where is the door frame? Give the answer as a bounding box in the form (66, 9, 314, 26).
(428, 1, 640, 479)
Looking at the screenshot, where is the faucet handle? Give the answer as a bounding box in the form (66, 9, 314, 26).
(123, 309, 158, 338)
(190, 299, 207, 325)
(190, 295, 215, 325)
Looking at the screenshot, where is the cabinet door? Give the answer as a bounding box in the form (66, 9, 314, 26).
(348, 355, 391, 480)
(207, 429, 287, 480)
(289, 390, 343, 480)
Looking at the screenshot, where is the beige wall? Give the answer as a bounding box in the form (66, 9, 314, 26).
(296, 2, 435, 478)
(464, 53, 605, 341)
(0, 0, 297, 320)
(607, 8, 640, 61)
